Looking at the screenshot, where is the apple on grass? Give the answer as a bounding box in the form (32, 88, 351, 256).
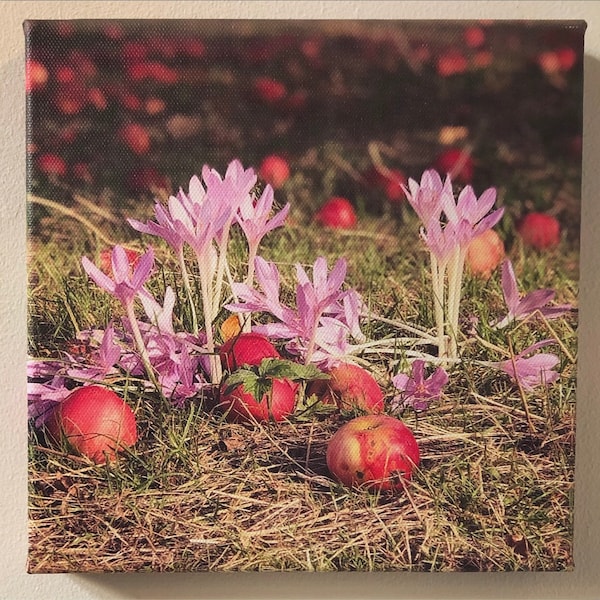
(47, 385, 137, 464)
(218, 376, 298, 423)
(259, 154, 290, 189)
(219, 332, 281, 371)
(517, 213, 561, 250)
(326, 414, 420, 491)
(308, 362, 384, 414)
(466, 229, 505, 279)
(314, 197, 357, 229)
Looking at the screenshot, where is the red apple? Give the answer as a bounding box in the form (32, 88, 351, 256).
(517, 213, 561, 250)
(433, 148, 474, 184)
(253, 77, 287, 104)
(119, 123, 151, 155)
(537, 51, 561, 75)
(87, 87, 107, 111)
(309, 362, 384, 414)
(219, 332, 281, 371)
(47, 385, 137, 464)
(218, 377, 298, 423)
(326, 414, 420, 491)
(436, 50, 468, 77)
(26, 59, 48, 92)
(315, 197, 357, 229)
(556, 47, 577, 71)
(55, 64, 76, 85)
(466, 229, 505, 279)
(464, 26, 486, 48)
(259, 154, 290, 189)
(36, 153, 67, 177)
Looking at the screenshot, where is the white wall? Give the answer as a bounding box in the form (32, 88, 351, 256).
(2, 2, 599, 598)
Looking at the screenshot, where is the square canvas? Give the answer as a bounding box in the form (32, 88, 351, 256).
(26, 19, 584, 572)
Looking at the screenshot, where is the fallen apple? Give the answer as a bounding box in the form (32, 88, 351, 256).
(433, 148, 474, 184)
(326, 414, 420, 491)
(314, 197, 357, 229)
(466, 229, 505, 279)
(218, 377, 298, 423)
(119, 123, 151, 155)
(259, 154, 290, 189)
(517, 212, 561, 250)
(219, 332, 281, 371)
(47, 385, 137, 464)
(309, 362, 384, 413)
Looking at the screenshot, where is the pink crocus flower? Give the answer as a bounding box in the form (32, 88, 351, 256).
(82, 245, 154, 307)
(66, 324, 122, 382)
(82, 245, 157, 387)
(494, 260, 572, 329)
(237, 184, 290, 249)
(27, 359, 73, 426)
(402, 169, 453, 225)
(227, 256, 363, 365)
(494, 340, 560, 392)
(391, 359, 449, 412)
(442, 184, 504, 246)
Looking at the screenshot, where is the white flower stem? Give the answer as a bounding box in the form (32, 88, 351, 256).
(446, 247, 466, 361)
(241, 242, 259, 333)
(125, 301, 161, 394)
(364, 313, 437, 342)
(431, 254, 447, 360)
(198, 257, 222, 384)
(177, 246, 198, 335)
(212, 228, 233, 318)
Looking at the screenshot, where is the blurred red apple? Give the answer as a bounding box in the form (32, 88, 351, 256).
(53, 85, 86, 115)
(556, 47, 577, 71)
(464, 26, 486, 48)
(253, 77, 287, 104)
(517, 213, 561, 250)
(119, 123, 151, 155)
(259, 154, 290, 189)
(55, 64, 76, 85)
(26, 59, 48, 92)
(326, 414, 420, 491)
(315, 197, 357, 229)
(180, 38, 206, 58)
(144, 97, 166, 115)
(87, 87, 107, 110)
(466, 229, 505, 279)
(36, 153, 67, 177)
(433, 148, 474, 183)
(47, 385, 137, 464)
(436, 50, 468, 77)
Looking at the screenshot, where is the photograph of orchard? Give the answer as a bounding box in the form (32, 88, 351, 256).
(26, 19, 584, 572)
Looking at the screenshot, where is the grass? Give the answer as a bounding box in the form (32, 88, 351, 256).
(27, 186, 578, 571)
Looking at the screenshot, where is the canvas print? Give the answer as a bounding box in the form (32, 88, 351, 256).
(26, 19, 584, 572)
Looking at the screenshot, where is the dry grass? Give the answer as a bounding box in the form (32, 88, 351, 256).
(28, 358, 576, 572)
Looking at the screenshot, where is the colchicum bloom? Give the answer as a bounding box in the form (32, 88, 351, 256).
(493, 340, 560, 392)
(227, 256, 363, 367)
(391, 359, 449, 412)
(494, 260, 572, 329)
